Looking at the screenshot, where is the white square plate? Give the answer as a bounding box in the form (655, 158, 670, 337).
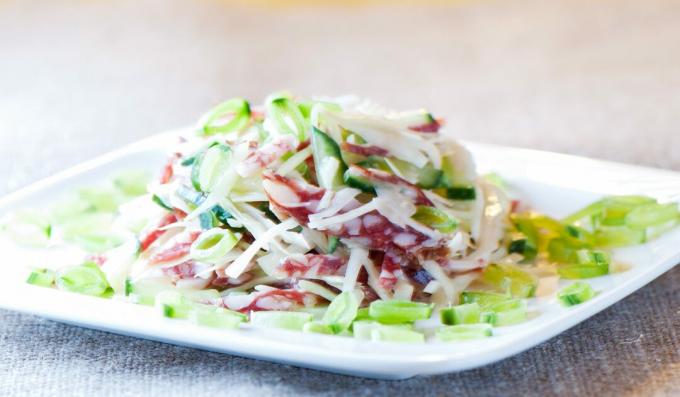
(1, 130, 678, 379)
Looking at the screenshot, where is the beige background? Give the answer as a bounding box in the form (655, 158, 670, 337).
(0, 0, 679, 396)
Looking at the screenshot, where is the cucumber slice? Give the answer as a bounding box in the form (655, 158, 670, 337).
(78, 187, 121, 213)
(198, 211, 217, 229)
(26, 269, 56, 288)
(113, 170, 150, 197)
(556, 249, 609, 279)
(1, 209, 51, 247)
(439, 152, 474, 190)
(557, 281, 596, 306)
(156, 291, 192, 319)
(481, 263, 538, 298)
(412, 206, 458, 233)
(444, 186, 476, 200)
(322, 290, 363, 334)
(56, 262, 111, 297)
(594, 226, 646, 248)
(343, 166, 376, 194)
(249, 311, 313, 331)
(210, 205, 233, 225)
(480, 299, 527, 326)
(126, 278, 174, 305)
(557, 263, 609, 279)
(351, 321, 413, 340)
(312, 127, 347, 190)
(302, 321, 334, 335)
(356, 156, 391, 173)
(189, 307, 246, 329)
(354, 307, 371, 322)
(436, 324, 492, 342)
(370, 327, 425, 343)
(394, 109, 436, 129)
(176, 185, 207, 207)
(416, 163, 443, 189)
(152, 194, 173, 211)
(509, 216, 540, 261)
(368, 300, 434, 324)
(440, 302, 481, 325)
(327, 236, 339, 254)
(460, 291, 511, 306)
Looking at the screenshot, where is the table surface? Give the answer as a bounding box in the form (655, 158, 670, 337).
(1, 0, 679, 395)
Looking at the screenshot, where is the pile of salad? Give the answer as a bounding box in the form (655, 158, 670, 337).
(3, 93, 679, 343)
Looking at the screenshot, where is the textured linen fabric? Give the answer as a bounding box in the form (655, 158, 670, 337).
(1, 0, 679, 395)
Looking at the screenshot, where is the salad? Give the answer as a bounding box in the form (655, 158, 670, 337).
(3, 92, 679, 343)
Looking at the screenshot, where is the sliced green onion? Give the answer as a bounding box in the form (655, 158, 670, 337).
(192, 144, 232, 192)
(112, 170, 149, 197)
(249, 311, 312, 331)
(625, 203, 679, 229)
(436, 324, 493, 342)
(190, 228, 240, 262)
(189, 307, 246, 329)
(267, 96, 308, 141)
(1, 209, 51, 247)
(481, 263, 538, 298)
(557, 282, 596, 306)
(56, 262, 111, 297)
(302, 321, 334, 335)
(440, 302, 481, 325)
(322, 290, 362, 334)
(26, 269, 56, 288)
(480, 299, 527, 326)
(199, 98, 251, 135)
(370, 327, 425, 343)
(368, 300, 434, 324)
(412, 206, 458, 233)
